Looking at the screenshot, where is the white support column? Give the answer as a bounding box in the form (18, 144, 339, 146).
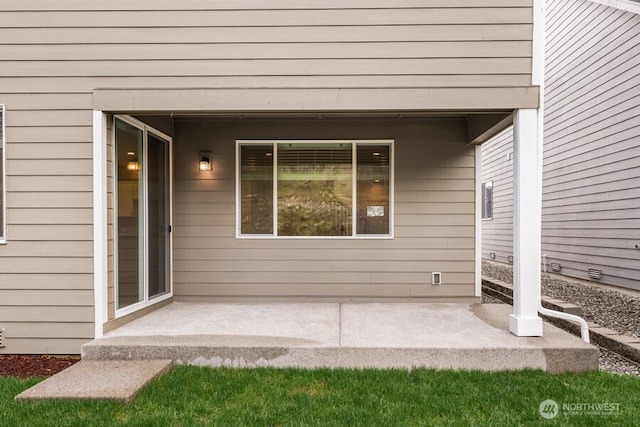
(510, 108, 543, 337)
(474, 145, 482, 297)
(93, 111, 108, 339)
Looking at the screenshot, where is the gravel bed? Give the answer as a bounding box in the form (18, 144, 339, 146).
(483, 261, 640, 340)
(541, 277, 640, 340)
(599, 349, 640, 377)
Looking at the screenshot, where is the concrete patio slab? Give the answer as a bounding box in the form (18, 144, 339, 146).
(82, 302, 598, 373)
(15, 360, 173, 403)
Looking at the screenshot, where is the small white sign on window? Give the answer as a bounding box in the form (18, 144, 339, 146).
(367, 206, 385, 217)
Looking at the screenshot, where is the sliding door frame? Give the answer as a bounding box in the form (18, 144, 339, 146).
(114, 115, 173, 319)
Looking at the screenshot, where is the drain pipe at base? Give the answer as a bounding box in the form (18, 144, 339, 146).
(539, 305, 590, 343)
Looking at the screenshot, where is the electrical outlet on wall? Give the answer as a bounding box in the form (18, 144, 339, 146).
(432, 272, 442, 285)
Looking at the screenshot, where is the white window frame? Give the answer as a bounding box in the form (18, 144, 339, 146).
(236, 139, 394, 239)
(481, 180, 493, 220)
(0, 104, 5, 244)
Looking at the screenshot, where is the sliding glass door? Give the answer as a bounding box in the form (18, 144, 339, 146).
(115, 117, 171, 314)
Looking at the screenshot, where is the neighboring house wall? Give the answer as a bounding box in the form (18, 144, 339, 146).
(482, 0, 640, 290)
(481, 127, 514, 264)
(0, 1, 535, 353)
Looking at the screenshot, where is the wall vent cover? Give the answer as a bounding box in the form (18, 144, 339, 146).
(0, 328, 5, 348)
(588, 268, 602, 281)
(550, 262, 561, 272)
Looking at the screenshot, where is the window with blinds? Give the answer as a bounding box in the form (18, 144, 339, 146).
(237, 140, 392, 238)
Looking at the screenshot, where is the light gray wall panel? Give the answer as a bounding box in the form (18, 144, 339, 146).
(481, 0, 640, 290)
(480, 126, 514, 264)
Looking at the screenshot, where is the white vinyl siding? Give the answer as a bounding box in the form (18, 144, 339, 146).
(542, 0, 640, 290)
(481, 127, 513, 263)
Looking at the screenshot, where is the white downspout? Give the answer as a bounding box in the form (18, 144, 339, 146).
(532, 0, 590, 343)
(539, 306, 591, 343)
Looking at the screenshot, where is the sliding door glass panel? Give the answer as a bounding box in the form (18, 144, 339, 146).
(115, 119, 144, 309)
(357, 145, 390, 235)
(147, 133, 170, 299)
(277, 143, 352, 236)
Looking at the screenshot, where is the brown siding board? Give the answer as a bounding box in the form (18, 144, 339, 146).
(0, 25, 534, 44)
(0, 58, 533, 77)
(3, 322, 94, 338)
(8, 176, 92, 192)
(7, 159, 92, 176)
(0, 75, 534, 93)
(0, 273, 92, 289)
(6, 126, 92, 143)
(173, 237, 474, 250)
(7, 143, 93, 160)
(1, 290, 93, 305)
(7, 225, 92, 241)
(0, 258, 92, 274)
(0, 41, 533, 61)
(8, 192, 92, 208)
(174, 250, 474, 263)
(0, 8, 532, 28)
(8, 208, 93, 224)
(0, 339, 90, 354)
(2, 0, 533, 11)
(0, 93, 92, 109)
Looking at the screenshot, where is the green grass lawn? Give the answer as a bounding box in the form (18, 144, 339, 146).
(2, 367, 639, 426)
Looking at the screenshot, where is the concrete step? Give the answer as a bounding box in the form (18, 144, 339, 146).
(15, 360, 173, 403)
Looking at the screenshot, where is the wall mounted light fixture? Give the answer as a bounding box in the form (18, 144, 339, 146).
(199, 151, 212, 171)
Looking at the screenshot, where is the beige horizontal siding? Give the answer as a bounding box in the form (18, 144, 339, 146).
(0, 42, 533, 61)
(2, 0, 531, 11)
(11, 191, 93, 209)
(0, 0, 535, 353)
(0, 76, 533, 93)
(171, 117, 475, 300)
(1, 24, 533, 45)
(2, 322, 94, 338)
(1, 289, 93, 305)
(0, 273, 92, 290)
(173, 237, 475, 251)
(0, 8, 532, 27)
